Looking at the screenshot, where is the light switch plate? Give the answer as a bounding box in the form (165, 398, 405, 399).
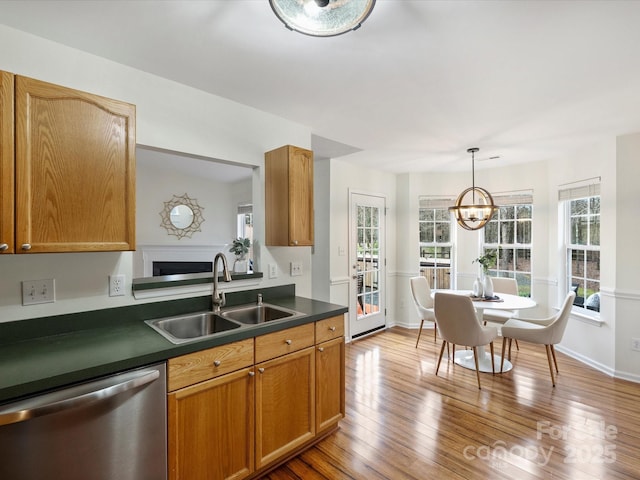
(22, 279, 55, 305)
(268, 264, 278, 279)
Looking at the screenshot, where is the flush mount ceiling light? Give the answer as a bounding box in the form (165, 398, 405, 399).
(449, 147, 498, 231)
(269, 0, 376, 37)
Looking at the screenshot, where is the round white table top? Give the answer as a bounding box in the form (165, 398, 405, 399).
(434, 290, 536, 311)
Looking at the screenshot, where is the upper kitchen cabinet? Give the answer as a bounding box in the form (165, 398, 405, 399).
(0, 72, 14, 254)
(265, 145, 313, 246)
(1, 72, 136, 253)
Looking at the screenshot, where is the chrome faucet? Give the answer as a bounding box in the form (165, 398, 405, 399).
(212, 252, 232, 312)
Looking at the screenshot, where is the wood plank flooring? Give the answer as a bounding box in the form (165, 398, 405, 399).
(263, 327, 640, 480)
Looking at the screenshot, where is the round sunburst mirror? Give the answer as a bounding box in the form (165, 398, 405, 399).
(160, 193, 205, 239)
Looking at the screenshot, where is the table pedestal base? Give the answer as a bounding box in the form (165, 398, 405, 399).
(453, 348, 512, 373)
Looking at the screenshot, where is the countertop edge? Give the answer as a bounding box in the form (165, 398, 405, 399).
(0, 291, 347, 404)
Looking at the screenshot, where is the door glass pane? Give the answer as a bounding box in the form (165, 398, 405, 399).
(357, 204, 381, 318)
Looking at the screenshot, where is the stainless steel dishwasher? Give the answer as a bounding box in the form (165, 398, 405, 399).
(0, 362, 167, 480)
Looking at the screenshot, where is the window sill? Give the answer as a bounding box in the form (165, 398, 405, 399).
(571, 308, 604, 326)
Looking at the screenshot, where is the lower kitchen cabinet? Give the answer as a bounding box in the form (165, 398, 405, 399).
(166, 317, 345, 480)
(168, 368, 255, 480)
(255, 346, 315, 469)
(316, 336, 345, 432)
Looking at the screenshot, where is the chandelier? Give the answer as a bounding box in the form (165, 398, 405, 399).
(269, 0, 376, 37)
(449, 147, 498, 231)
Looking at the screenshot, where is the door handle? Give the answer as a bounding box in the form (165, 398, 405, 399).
(0, 370, 159, 427)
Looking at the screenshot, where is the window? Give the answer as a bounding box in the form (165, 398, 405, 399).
(482, 192, 533, 296)
(563, 188, 600, 313)
(236, 203, 253, 268)
(419, 197, 453, 289)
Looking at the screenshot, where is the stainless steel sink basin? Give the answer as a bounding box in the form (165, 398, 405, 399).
(145, 312, 242, 344)
(218, 303, 304, 325)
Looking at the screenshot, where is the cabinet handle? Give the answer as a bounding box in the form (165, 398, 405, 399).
(0, 243, 8, 251)
(213, 360, 221, 367)
(329, 326, 336, 332)
(292, 240, 298, 246)
(285, 339, 292, 345)
(318, 347, 324, 352)
(258, 368, 265, 374)
(248, 371, 255, 377)
(21, 243, 31, 251)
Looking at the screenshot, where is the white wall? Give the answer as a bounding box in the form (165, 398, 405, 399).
(0, 25, 313, 322)
(136, 154, 248, 247)
(545, 139, 617, 375)
(312, 157, 331, 302)
(613, 132, 640, 379)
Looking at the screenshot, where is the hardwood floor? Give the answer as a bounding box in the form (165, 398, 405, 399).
(263, 327, 640, 480)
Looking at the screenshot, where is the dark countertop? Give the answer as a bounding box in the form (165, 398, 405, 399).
(0, 284, 347, 404)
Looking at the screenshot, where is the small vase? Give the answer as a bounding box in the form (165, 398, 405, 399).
(233, 255, 247, 273)
(483, 275, 494, 298)
(473, 277, 483, 297)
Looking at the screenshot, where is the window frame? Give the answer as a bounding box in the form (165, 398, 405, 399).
(481, 193, 533, 297)
(564, 194, 600, 315)
(418, 197, 454, 290)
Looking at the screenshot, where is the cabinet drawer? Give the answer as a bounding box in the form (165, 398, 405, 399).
(255, 323, 315, 363)
(168, 338, 254, 392)
(315, 316, 344, 344)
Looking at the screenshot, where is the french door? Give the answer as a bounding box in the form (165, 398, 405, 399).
(349, 192, 386, 339)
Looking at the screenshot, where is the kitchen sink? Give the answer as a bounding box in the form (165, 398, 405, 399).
(145, 312, 242, 344)
(218, 303, 304, 325)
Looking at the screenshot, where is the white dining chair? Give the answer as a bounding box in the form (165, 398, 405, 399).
(434, 292, 498, 389)
(410, 276, 437, 347)
(500, 291, 576, 386)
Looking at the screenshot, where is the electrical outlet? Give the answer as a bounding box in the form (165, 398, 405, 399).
(290, 262, 302, 276)
(22, 279, 55, 305)
(268, 264, 278, 279)
(109, 274, 126, 297)
(632, 338, 640, 352)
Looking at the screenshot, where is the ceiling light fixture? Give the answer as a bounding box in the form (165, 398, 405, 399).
(449, 147, 498, 231)
(269, 0, 376, 37)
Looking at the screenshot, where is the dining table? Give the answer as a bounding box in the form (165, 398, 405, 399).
(435, 290, 537, 373)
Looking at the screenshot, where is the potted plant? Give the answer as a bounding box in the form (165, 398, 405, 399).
(229, 237, 251, 273)
(473, 249, 498, 275)
(472, 249, 499, 297)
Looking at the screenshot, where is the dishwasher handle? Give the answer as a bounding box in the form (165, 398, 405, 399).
(0, 369, 159, 427)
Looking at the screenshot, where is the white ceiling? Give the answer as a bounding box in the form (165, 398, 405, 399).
(2, 0, 640, 173)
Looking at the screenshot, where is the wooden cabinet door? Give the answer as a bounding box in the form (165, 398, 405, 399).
(265, 145, 313, 246)
(168, 368, 255, 480)
(255, 346, 315, 469)
(14, 75, 136, 252)
(0, 71, 14, 254)
(287, 146, 313, 246)
(316, 337, 345, 432)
